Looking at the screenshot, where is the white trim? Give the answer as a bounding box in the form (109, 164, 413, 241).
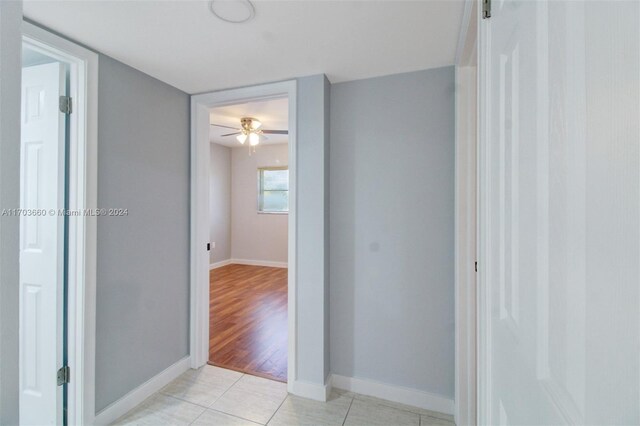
(209, 259, 233, 270)
(228, 258, 287, 269)
(20, 22, 98, 426)
(289, 379, 331, 402)
(209, 258, 287, 270)
(454, 5, 479, 422)
(454, 65, 478, 426)
(455, 0, 475, 65)
(477, 1, 491, 423)
(331, 375, 454, 416)
(93, 356, 190, 426)
(190, 81, 298, 391)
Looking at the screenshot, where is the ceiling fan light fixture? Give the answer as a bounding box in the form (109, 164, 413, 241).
(212, 116, 286, 151)
(241, 116, 261, 131)
(249, 132, 260, 146)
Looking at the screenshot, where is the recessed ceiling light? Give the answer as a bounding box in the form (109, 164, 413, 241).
(209, 0, 255, 24)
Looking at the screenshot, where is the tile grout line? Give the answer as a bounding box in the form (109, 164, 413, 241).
(161, 392, 208, 409)
(157, 368, 247, 425)
(200, 372, 276, 424)
(206, 407, 264, 425)
(148, 393, 207, 426)
(208, 373, 288, 425)
(205, 372, 246, 409)
(352, 395, 450, 425)
(188, 406, 208, 426)
(353, 394, 452, 421)
(341, 395, 355, 426)
(162, 393, 206, 409)
(263, 392, 290, 425)
(160, 370, 246, 410)
(169, 370, 287, 425)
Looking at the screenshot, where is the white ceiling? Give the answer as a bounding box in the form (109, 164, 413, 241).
(210, 97, 288, 147)
(23, 0, 465, 94)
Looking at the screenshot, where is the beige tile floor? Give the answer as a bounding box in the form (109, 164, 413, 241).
(114, 365, 455, 426)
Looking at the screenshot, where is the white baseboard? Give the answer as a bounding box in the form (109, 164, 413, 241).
(289, 379, 331, 402)
(330, 374, 454, 416)
(209, 259, 288, 270)
(229, 258, 288, 268)
(93, 356, 191, 425)
(210, 259, 232, 270)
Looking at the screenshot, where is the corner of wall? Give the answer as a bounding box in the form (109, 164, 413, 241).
(331, 374, 455, 416)
(93, 356, 190, 425)
(322, 74, 331, 381)
(293, 74, 331, 388)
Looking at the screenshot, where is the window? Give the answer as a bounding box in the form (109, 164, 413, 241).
(258, 167, 289, 213)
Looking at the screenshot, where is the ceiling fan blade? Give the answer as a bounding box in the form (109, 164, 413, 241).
(261, 130, 288, 135)
(210, 123, 240, 130)
(221, 132, 241, 137)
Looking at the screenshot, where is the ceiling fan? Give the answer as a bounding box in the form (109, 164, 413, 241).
(210, 117, 288, 147)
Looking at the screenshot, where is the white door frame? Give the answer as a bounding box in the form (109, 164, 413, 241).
(454, 64, 479, 426)
(21, 21, 99, 426)
(454, 0, 479, 424)
(477, 4, 491, 423)
(190, 81, 298, 390)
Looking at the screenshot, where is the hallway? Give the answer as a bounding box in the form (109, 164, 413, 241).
(114, 365, 455, 425)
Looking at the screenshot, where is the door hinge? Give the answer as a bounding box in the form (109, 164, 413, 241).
(59, 96, 72, 114)
(482, 0, 491, 19)
(475, 261, 478, 272)
(57, 366, 70, 386)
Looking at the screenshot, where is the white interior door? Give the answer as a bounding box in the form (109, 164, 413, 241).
(19, 62, 67, 425)
(479, 1, 639, 424)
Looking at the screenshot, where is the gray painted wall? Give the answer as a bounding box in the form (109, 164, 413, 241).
(96, 55, 190, 412)
(296, 75, 331, 384)
(210, 143, 231, 264)
(329, 67, 455, 398)
(0, 1, 22, 423)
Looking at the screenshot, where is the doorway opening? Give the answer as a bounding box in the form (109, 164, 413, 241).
(19, 22, 98, 426)
(190, 80, 297, 391)
(208, 98, 290, 382)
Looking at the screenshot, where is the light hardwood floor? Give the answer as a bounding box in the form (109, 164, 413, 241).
(209, 264, 288, 382)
